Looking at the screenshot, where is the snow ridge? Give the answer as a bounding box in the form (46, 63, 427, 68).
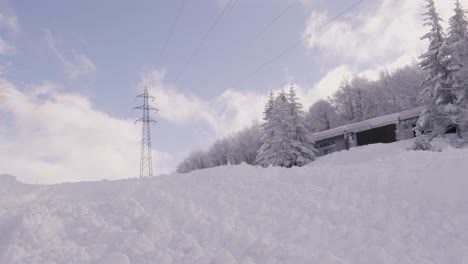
(1, 141, 467, 263)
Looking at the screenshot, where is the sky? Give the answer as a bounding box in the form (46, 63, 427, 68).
(0, 0, 457, 183)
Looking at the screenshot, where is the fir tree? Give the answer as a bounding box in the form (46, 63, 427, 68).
(287, 85, 317, 166)
(416, 0, 456, 140)
(447, 0, 468, 131)
(257, 92, 275, 167)
(256, 90, 296, 167)
(263, 91, 275, 122)
(448, 0, 468, 43)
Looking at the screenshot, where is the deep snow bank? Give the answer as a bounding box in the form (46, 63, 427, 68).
(1, 141, 468, 264)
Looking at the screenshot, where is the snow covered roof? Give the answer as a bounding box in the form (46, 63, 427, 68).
(311, 107, 424, 142)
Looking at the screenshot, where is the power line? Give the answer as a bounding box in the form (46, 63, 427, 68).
(173, 0, 236, 83)
(230, 0, 366, 88)
(158, 0, 186, 60)
(218, 0, 299, 71)
(218, 0, 241, 26)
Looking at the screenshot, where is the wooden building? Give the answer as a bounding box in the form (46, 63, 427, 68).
(311, 107, 424, 156)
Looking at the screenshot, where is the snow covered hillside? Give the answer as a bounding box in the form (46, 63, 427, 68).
(1, 141, 468, 264)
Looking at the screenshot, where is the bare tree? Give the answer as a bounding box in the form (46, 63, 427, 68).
(374, 65, 424, 115)
(176, 150, 211, 173)
(208, 138, 230, 166)
(176, 123, 263, 173)
(228, 122, 262, 165)
(305, 100, 338, 132)
(330, 77, 377, 123)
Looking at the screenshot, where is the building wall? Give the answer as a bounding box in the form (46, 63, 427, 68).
(356, 124, 397, 146)
(396, 117, 418, 140)
(315, 135, 347, 156)
(313, 112, 422, 157)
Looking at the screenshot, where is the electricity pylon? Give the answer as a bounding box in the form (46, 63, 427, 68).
(134, 87, 158, 177)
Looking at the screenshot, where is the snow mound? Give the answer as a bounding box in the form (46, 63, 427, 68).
(1, 142, 468, 263)
(0, 174, 18, 185)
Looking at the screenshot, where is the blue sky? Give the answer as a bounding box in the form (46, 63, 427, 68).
(0, 0, 456, 183)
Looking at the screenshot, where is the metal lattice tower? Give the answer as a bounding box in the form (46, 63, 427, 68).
(134, 87, 158, 177)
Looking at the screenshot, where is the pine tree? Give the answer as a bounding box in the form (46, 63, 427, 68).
(287, 85, 317, 166)
(256, 91, 296, 167)
(257, 93, 275, 166)
(448, 0, 468, 43)
(263, 91, 275, 122)
(446, 0, 468, 132)
(416, 0, 456, 140)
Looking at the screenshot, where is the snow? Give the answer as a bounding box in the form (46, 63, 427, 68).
(1, 140, 468, 263)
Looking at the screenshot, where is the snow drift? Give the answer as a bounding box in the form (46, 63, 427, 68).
(1, 141, 468, 264)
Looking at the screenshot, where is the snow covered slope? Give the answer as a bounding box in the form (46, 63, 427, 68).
(1, 141, 468, 264)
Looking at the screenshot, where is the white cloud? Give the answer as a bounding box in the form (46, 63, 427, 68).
(27, 81, 60, 97)
(208, 89, 265, 135)
(0, 36, 14, 55)
(300, 65, 353, 105)
(0, 13, 19, 35)
(0, 12, 19, 55)
(139, 67, 358, 139)
(44, 29, 97, 79)
(299, 0, 455, 108)
(139, 70, 264, 138)
(0, 79, 172, 184)
(303, 0, 453, 66)
(138, 67, 369, 139)
(66, 50, 97, 79)
(215, 0, 229, 8)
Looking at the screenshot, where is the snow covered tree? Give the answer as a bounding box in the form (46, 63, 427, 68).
(208, 138, 230, 167)
(256, 91, 296, 167)
(446, 0, 468, 132)
(287, 86, 317, 166)
(176, 123, 262, 173)
(176, 150, 212, 173)
(374, 65, 425, 114)
(256, 88, 316, 168)
(330, 77, 377, 123)
(305, 99, 339, 132)
(263, 91, 275, 122)
(228, 122, 262, 165)
(326, 64, 424, 122)
(330, 80, 356, 123)
(415, 0, 458, 140)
